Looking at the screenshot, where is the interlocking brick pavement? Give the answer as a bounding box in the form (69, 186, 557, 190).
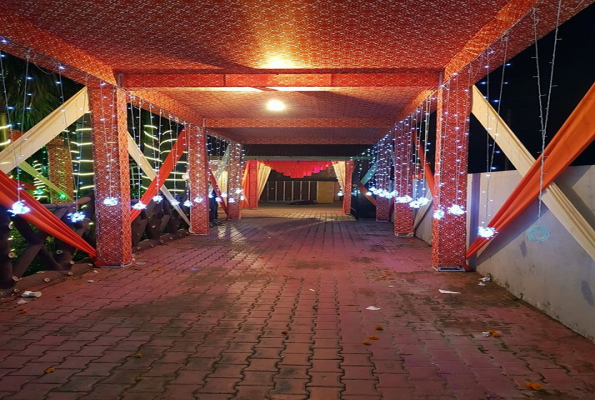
(0, 203, 594, 399)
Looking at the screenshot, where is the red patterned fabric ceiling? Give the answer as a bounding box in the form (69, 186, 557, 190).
(2, 0, 508, 71)
(0, 0, 590, 145)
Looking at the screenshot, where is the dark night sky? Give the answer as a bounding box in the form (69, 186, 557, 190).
(468, 3, 595, 173)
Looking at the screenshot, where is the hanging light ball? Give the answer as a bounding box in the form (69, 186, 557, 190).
(240, 195, 246, 201)
(478, 226, 497, 238)
(170, 199, 180, 206)
(103, 197, 118, 206)
(417, 197, 430, 206)
(235, 188, 242, 194)
(220, 193, 228, 198)
(183, 200, 192, 207)
(433, 209, 445, 220)
(194, 196, 204, 203)
(526, 225, 550, 242)
(8, 201, 30, 216)
(229, 198, 236, 203)
(69, 211, 85, 223)
(396, 195, 413, 204)
(409, 200, 422, 209)
(215, 197, 222, 202)
(152, 194, 163, 203)
(337, 190, 343, 197)
(365, 191, 372, 196)
(448, 204, 465, 215)
(133, 201, 147, 210)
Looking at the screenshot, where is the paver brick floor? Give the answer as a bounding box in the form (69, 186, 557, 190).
(1, 204, 594, 399)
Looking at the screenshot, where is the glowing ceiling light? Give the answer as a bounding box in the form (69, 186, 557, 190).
(267, 99, 286, 111)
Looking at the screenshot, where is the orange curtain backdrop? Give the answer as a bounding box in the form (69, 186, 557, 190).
(130, 130, 187, 221)
(0, 171, 97, 258)
(261, 161, 332, 179)
(209, 170, 228, 215)
(467, 84, 595, 258)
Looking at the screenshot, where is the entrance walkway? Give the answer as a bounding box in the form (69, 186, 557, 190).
(0, 206, 593, 400)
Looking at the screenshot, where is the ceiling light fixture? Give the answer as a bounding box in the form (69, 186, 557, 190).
(267, 99, 286, 111)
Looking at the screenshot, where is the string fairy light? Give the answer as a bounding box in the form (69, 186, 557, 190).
(3, 52, 33, 215)
(526, 2, 561, 243)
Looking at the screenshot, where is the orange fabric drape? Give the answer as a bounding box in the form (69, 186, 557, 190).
(467, 84, 595, 258)
(130, 130, 187, 221)
(0, 171, 97, 258)
(261, 161, 332, 179)
(241, 162, 250, 208)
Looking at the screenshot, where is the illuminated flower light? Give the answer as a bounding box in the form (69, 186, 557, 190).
(220, 193, 228, 198)
(337, 191, 344, 197)
(208, 192, 214, 199)
(240, 195, 246, 201)
(183, 200, 192, 207)
(417, 197, 430, 206)
(8, 201, 30, 216)
(215, 197, 222, 202)
(433, 210, 445, 220)
(152, 194, 163, 203)
(409, 200, 422, 209)
(133, 201, 147, 210)
(194, 196, 204, 203)
(69, 211, 85, 223)
(396, 195, 413, 204)
(391, 190, 399, 198)
(365, 191, 372, 196)
(235, 189, 242, 194)
(228, 198, 236, 203)
(170, 199, 180, 206)
(478, 226, 497, 238)
(103, 197, 118, 206)
(447, 204, 465, 215)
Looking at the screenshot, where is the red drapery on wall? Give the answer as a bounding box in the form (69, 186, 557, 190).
(466, 84, 595, 258)
(130, 130, 187, 221)
(261, 161, 332, 179)
(0, 171, 97, 258)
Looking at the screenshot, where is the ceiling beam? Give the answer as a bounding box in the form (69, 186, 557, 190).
(443, 0, 539, 81)
(238, 136, 378, 145)
(206, 118, 393, 128)
(121, 71, 439, 89)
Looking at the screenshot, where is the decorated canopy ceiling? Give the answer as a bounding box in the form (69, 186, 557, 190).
(0, 0, 590, 145)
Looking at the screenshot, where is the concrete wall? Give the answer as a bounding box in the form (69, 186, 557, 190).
(414, 165, 595, 341)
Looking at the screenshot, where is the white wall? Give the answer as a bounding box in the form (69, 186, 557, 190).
(414, 165, 595, 341)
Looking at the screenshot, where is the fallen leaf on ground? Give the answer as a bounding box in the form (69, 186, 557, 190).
(525, 382, 544, 391)
(44, 367, 55, 374)
(368, 335, 379, 340)
(135, 377, 144, 382)
(134, 353, 143, 358)
(366, 306, 381, 311)
(375, 325, 384, 331)
(362, 340, 372, 346)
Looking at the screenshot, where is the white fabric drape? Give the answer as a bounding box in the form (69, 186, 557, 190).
(257, 162, 272, 200)
(333, 161, 346, 194)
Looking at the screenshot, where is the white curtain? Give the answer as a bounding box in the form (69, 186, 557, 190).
(333, 161, 346, 194)
(257, 162, 272, 200)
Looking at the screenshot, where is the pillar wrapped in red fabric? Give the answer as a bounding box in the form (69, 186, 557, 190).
(261, 161, 331, 179)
